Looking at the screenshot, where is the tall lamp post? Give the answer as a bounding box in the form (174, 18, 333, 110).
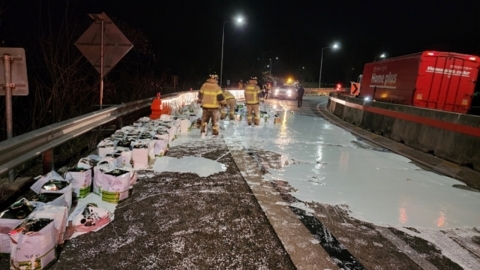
(318, 42, 339, 88)
(261, 50, 273, 73)
(269, 57, 278, 74)
(220, 16, 244, 87)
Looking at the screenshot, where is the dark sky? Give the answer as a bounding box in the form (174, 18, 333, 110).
(2, 0, 480, 85)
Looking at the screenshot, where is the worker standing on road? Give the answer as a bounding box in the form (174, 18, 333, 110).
(198, 73, 226, 135)
(297, 84, 305, 107)
(238, 80, 244, 89)
(244, 76, 263, 126)
(221, 89, 236, 120)
(264, 83, 270, 100)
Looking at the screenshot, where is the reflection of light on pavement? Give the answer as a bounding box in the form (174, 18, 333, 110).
(274, 111, 291, 148)
(436, 212, 446, 227)
(339, 149, 349, 170)
(279, 100, 289, 111)
(316, 145, 323, 163)
(399, 207, 408, 224)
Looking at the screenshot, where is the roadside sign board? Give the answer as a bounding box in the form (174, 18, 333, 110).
(0, 48, 29, 96)
(75, 13, 133, 75)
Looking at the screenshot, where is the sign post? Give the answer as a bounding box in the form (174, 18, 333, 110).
(0, 47, 29, 181)
(75, 12, 133, 109)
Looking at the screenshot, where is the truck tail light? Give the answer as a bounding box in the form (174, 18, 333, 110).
(469, 57, 476, 61)
(427, 52, 435, 56)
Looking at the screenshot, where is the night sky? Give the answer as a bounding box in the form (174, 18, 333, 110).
(2, 0, 480, 86)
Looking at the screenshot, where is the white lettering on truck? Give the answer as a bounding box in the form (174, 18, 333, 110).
(371, 73, 384, 83)
(371, 72, 397, 85)
(426, 66, 471, 77)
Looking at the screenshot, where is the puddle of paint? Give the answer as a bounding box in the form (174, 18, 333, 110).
(152, 156, 226, 177)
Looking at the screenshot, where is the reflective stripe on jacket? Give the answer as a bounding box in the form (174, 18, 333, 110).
(223, 91, 235, 100)
(244, 82, 261, 105)
(199, 79, 225, 109)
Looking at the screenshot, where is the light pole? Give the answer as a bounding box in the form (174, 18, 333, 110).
(220, 16, 244, 87)
(262, 50, 273, 72)
(269, 57, 278, 74)
(318, 42, 339, 88)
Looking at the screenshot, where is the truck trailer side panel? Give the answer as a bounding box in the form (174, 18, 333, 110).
(359, 51, 479, 113)
(415, 52, 479, 113)
(359, 53, 421, 105)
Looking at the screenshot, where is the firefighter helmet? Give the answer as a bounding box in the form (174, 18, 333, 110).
(209, 73, 219, 80)
(249, 75, 257, 80)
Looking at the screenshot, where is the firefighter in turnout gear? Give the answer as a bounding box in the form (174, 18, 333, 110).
(198, 73, 226, 135)
(243, 76, 263, 126)
(221, 89, 236, 120)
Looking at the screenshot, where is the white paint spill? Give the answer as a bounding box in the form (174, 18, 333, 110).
(152, 156, 226, 177)
(167, 103, 480, 229)
(221, 104, 480, 229)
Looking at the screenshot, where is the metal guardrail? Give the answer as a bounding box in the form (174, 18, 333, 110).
(0, 96, 155, 176)
(0, 89, 246, 178)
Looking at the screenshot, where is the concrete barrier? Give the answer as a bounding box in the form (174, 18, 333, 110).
(305, 88, 340, 96)
(328, 92, 480, 172)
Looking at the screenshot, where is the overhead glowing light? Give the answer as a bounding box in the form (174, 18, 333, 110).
(287, 78, 292, 83)
(364, 97, 370, 101)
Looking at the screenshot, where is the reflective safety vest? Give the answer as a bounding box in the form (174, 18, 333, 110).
(223, 90, 235, 100)
(199, 81, 224, 109)
(245, 84, 261, 105)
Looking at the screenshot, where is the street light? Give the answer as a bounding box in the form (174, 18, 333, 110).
(374, 53, 386, 62)
(318, 42, 340, 88)
(220, 16, 244, 87)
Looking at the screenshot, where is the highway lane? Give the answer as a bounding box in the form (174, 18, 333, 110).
(223, 95, 480, 269)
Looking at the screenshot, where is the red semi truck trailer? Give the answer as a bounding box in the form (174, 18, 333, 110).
(356, 51, 480, 113)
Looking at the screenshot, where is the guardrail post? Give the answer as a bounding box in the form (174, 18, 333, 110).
(116, 116, 124, 129)
(42, 149, 54, 174)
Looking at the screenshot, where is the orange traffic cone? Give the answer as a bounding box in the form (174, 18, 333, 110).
(150, 93, 163, 119)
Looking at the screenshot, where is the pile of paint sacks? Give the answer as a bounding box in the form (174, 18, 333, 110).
(0, 101, 202, 269)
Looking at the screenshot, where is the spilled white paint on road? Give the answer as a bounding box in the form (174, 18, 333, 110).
(168, 103, 480, 230)
(152, 156, 226, 177)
